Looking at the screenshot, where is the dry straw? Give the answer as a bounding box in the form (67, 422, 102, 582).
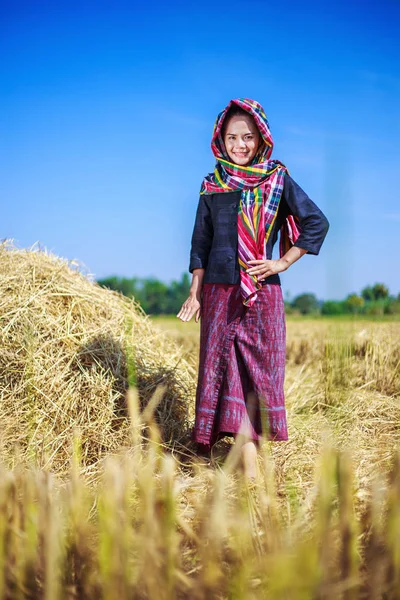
(0, 403, 400, 599)
(1, 241, 400, 598)
(0, 241, 196, 474)
(155, 305, 400, 511)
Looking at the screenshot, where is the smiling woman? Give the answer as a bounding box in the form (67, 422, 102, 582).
(177, 98, 330, 479)
(221, 107, 261, 166)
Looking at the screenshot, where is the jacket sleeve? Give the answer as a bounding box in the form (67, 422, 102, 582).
(283, 174, 330, 255)
(189, 194, 214, 272)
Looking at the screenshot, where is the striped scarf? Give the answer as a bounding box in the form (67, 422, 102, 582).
(200, 98, 300, 307)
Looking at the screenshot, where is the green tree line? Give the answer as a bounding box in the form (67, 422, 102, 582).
(98, 276, 400, 316)
(287, 283, 400, 316)
(98, 273, 191, 315)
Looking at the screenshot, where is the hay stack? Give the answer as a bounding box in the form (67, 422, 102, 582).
(0, 241, 196, 473)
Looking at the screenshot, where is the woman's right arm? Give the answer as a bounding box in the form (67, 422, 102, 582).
(177, 195, 213, 322)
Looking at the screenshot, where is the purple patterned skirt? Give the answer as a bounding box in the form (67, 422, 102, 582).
(192, 283, 288, 450)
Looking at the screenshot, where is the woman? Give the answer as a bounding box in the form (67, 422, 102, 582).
(177, 98, 329, 479)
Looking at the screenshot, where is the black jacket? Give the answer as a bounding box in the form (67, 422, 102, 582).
(189, 174, 329, 286)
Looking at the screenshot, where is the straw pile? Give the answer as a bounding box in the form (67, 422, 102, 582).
(0, 241, 196, 473)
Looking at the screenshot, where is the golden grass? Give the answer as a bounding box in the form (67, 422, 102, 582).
(0, 401, 399, 599)
(0, 241, 196, 474)
(1, 242, 400, 598)
(153, 316, 400, 509)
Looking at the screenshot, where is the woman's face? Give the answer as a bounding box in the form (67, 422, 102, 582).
(223, 114, 261, 166)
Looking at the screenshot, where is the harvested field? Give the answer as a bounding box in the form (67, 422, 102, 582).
(153, 315, 400, 505)
(1, 242, 400, 598)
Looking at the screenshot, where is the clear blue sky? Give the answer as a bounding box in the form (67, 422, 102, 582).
(2, 0, 399, 300)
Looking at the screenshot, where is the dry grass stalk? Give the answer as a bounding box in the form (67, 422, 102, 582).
(1, 407, 400, 599)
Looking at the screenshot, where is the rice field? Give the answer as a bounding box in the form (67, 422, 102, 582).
(1, 242, 400, 599)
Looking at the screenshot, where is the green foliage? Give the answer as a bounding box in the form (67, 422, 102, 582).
(361, 285, 374, 302)
(321, 300, 345, 315)
(291, 293, 319, 315)
(98, 273, 191, 315)
(99, 273, 399, 318)
(97, 276, 139, 298)
(362, 283, 389, 302)
(344, 294, 364, 314)
(314, 284, 397, 317)
(284, 301, 295, 314)
(385, 300, 400, 315)
(372, 283, 389, 299)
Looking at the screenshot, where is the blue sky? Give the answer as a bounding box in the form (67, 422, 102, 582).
(2, 0, 399, 300)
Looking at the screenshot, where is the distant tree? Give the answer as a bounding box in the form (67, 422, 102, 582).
(361, 283, 389, 302)
(98, 274, 396, 318)
(364, 302, 385, 316)
(385, 300, 400, 315)
(97, 275, 120, 292)
(291, 293, 319, 315)
(140, 278, 170, 314)
(167, 273, 191, 313)
(284, 301, 295, 314)
(372, 283, 389, 300)
(361, 286, 374, 302)
(98, 276, 138, 298)
(97, 273, 192, 315)
(344, 294, 364, 314)
(321, 300, 345, 315)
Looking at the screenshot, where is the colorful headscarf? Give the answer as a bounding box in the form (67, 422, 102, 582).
(200, 98, 300, 307)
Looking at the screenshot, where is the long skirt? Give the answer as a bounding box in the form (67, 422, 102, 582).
(192, 282, 288, 450)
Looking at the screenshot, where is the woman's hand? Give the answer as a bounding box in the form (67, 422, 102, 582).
(177, 294, 201, 322)
(177, 268, 204, 323)
(246, 258, 288, 281)
(247, 247, 309, 280)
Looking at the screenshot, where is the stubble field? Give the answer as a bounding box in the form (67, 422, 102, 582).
(153, 315, 400, 505)
(0, 243, 399, 599)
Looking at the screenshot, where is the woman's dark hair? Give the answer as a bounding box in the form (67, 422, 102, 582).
(221, 106, 257, 138)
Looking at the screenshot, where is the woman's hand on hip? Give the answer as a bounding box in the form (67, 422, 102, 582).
(177, 294, 201, 322)
(246, 258, 288, 281)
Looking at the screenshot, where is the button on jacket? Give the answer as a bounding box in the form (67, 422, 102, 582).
(189, 174, 330, 286)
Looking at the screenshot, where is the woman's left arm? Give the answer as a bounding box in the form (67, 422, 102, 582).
(247, 244, 308, 280)
(282, 174, 330, 256)
(247, 175, 329, 280)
